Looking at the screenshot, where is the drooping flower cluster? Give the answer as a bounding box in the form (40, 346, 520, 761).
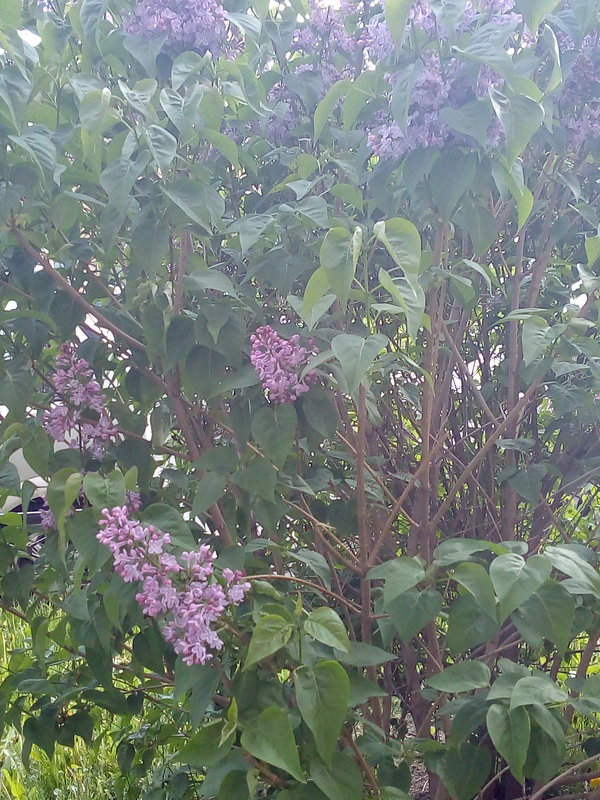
(43, 343, 119, 459)
(98, 506, 249, 665)
(123, 0, 230, 56)
(250, 325, 319, 404)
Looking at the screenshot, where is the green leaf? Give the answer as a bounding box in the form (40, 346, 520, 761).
(331, 333, 388, 396)
(433, 538, 512, 567)
(373, 218, 421, 278)
(202, 129, 240, 169)
(447, 594, 499, 655)
(231, 458, 277, 503)
(0, 0, 22, 29)
(193, 473, 228, 517)
(489, 553, 551, 621)
(244, 614, 294, 670)
(369, 557, 425, 601)
(183, 271, 238, 298)
(429, 0, 468, 33)
(509, 676, 568, 709)
(512, 580, 575, 654)
(294, 661, 349, 764)
(378, 269, 426, 342)
(0, 461, 19, 493)
(145, 125, 177, 170)
(319, 227, 356, 308)
(333, 642, 396, 667)
(241, 707, 305, 783)
(426, 742, 491, 800)
(228, 215, 274, 254)
(141, 504, 195, 549)
(304, 608, 351, 652)
(310, 752, 363, 800)
(251, 405, 297, 467)
(162, 178, 224, 233)
(585, 235, 600, 268)
(426, 662, 491, 693)
(47, 467, 82, 549)
(181, 720, 235, 768)
(313, 78, 351, 141)
(489, 90, 544, 166)
(545, 545, 600, 598)
(522, 315, 552, 365)
(387, 589, 443, 643)
(452, 563, 497, 621)
(385, 0, 412, 48)
(83, 470, 126, 509)
(516, 0, 560, 33)
(123, 32, 166, 75)
(430, 150, 477, 221)
(486, 704, 530, 782)
(290, 549, 331, 589)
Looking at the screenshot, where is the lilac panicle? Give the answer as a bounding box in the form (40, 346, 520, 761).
(250, 325, 319, 404)
(43, 343, 119, 458)
(97, 506, 250, 665)
(123, 0, 230, 56)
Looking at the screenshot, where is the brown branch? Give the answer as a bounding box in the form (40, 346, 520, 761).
(11, 229, 146, 353)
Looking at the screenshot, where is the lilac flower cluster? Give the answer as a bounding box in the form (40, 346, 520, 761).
(43, 343, 119, 459)
(123, 0, 230, 56)
(369, 52, 454, 159)
(250, 325, 319, 404)
(560, 35, 600, 149)
(98, 506, 249, 665)
(292, 0, 355, 57)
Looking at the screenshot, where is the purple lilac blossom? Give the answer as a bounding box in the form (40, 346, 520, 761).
(250, 325, 319, 404)
(363, 17, 395, 60)
(98, 506, 250, 665)
(561, 36, 600, 148)
(369, 52, 453, 159)
(40, 505, 56, 532)
(123, 0, 229, 56)
(43, 343, 120, 459)
(292, 0, 356, 57)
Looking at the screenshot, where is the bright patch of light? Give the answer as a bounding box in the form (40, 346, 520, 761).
(18, 29, 41, 47)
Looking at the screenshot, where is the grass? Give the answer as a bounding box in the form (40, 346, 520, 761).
(0, 610, 120, 800)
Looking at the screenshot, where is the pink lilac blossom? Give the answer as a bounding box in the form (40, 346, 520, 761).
(250, 325, 319, 404)
(98, 506, 249, 665)
(123, 0, 230, 56)
(43, 343, 119, 459)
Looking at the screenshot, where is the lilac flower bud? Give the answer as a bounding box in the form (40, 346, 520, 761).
(250, 325, 319, 404)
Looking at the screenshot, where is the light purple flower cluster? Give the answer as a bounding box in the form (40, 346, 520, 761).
(250, 325, 319, 404)
(43, 343, 119, 459)
(363, 17, 395, 60)
(561, 35, 600, 149)
(292, 0, 355, 56)
(97, 506, 249, 665)
(123, 0, 230, 56)
(369, 52, 454, 159)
